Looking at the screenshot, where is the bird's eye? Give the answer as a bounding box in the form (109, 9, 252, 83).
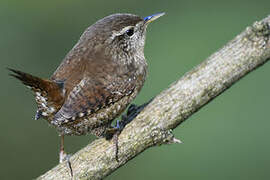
(125, 28, 134, 37)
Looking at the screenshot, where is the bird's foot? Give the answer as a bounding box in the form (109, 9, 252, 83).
(59, 149, 68, 163)
(59, 150, 73, 177)
(105, 99, 153, 161)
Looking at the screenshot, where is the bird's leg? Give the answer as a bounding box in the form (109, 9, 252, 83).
(59, 135, 73, 177)
(105, 99, 153, 161)
(59, 135, 67, 163)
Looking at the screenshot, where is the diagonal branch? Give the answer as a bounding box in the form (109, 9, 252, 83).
(37, 15, 270, 180)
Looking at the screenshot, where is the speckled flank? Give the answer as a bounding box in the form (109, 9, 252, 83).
(55, 88, 139, 136)
(35, 92, 56, 117)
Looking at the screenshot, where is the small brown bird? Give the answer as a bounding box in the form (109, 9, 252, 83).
(9, 13, 164, 163)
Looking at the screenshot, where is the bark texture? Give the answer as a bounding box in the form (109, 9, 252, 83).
(37, 15, 270, 180)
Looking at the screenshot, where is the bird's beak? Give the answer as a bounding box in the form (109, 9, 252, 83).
(143, 12, 165, 25)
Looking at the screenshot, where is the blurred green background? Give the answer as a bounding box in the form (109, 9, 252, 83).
(1, 0, 270, 179)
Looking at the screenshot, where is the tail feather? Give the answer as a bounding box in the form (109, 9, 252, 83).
(8, 68, 48, 91)
(8, 68, 65, 118)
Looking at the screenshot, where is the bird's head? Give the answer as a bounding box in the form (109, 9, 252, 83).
(79, 13, 165, 58)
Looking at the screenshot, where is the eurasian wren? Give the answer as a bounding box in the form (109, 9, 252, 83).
(9, 13, 165, 163)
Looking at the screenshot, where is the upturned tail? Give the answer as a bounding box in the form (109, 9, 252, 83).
(8, 68, 64, 119)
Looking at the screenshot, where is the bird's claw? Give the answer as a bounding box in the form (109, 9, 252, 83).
(105, 99, 153, 162)
(59, 151, 73, 177)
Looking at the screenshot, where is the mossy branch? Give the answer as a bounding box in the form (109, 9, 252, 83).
(37, 15, 270, 180)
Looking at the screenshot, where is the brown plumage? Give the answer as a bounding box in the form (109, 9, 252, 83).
(8, 68, 64, 118)
(9, 13, 164, 163)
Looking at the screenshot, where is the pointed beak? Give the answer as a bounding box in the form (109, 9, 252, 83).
(144, 12, 165, 24)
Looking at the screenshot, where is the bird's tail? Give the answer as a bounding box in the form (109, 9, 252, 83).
(9, 68, 49, 91)
(8, 68, 64, 119)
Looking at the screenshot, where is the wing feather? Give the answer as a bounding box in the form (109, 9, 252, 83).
(52, 54, 137, 125)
